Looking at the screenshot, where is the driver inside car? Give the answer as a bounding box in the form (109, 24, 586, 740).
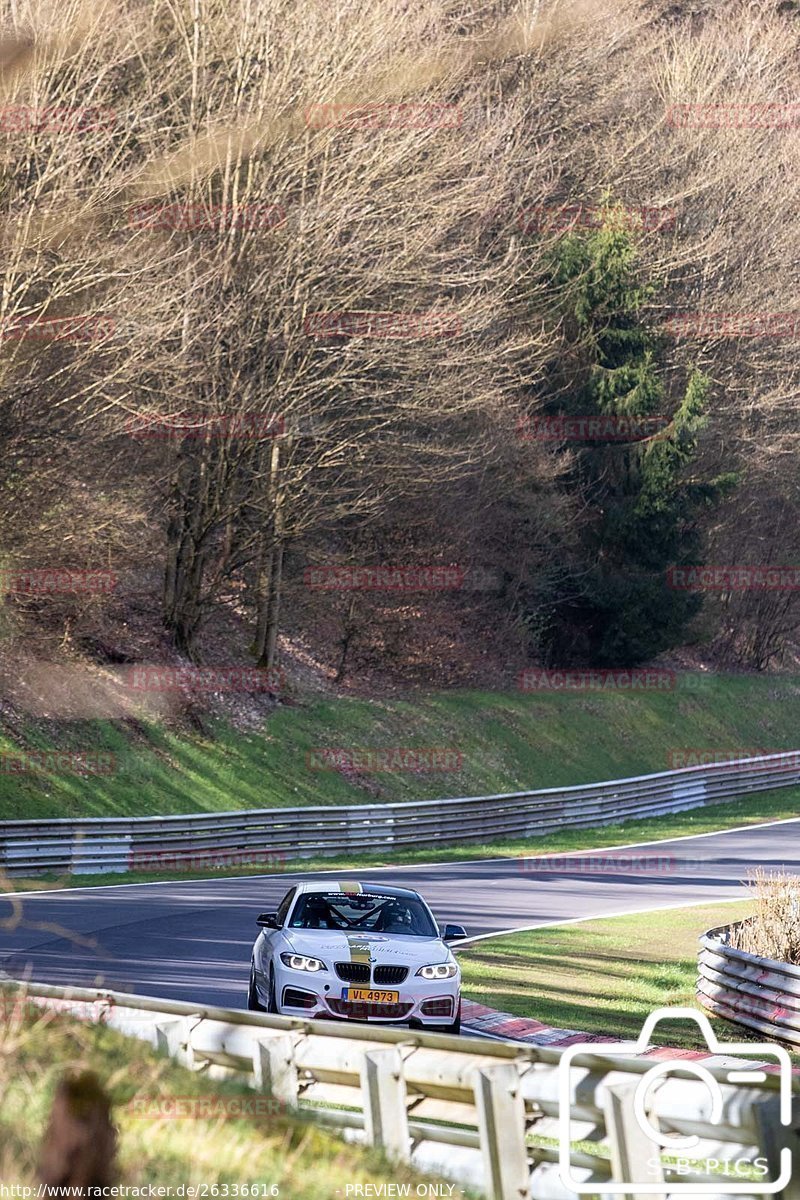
(377, 899, 417, 933)
(292, 894, 335, 928)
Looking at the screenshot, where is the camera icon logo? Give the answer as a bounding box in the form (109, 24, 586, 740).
(558, 1006, 792, 1194)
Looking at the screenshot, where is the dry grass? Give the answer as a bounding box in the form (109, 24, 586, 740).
(729, 869, 800, 964)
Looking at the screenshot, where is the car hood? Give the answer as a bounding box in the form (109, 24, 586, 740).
(281, 929, 451, 966)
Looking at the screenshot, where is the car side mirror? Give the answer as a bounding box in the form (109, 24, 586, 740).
(257, 912, 279, 928)
(443, 923, 467, 941)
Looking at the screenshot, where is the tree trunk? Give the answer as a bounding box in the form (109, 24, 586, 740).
(255, 439, 286, 670)
(260, 533, 284, 671)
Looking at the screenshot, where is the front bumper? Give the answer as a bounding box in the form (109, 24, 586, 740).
(271, 961, 460, 1025)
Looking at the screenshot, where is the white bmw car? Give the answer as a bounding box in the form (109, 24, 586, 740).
(247, 880, 466, 1033)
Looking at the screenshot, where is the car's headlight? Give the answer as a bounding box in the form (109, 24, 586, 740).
(416, 962, 458, 980)
(280, 953, 326, 972)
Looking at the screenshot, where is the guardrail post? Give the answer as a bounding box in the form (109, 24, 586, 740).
(604, 1081, 664, 1200)
(360, 1046, 410, 1163)
(473, 1062, 529, 1200)
(252, 1033, 300, 1106)
(754, 1094, 800, 1199)
(154, 1017, 196, 1068)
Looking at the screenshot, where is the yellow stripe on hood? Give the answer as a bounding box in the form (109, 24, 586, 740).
(346, 934, 372, 965)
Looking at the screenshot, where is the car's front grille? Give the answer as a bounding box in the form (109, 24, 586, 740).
(327, 998, 413, 1020)
(335, 962, 370, 983)
(334, 962, 409, 984)
(373, 965, 408, 984)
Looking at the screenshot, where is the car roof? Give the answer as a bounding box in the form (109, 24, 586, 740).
(294, 880, 422, 900)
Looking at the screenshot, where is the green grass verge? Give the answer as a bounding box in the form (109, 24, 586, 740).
(0, 998, 460, 1195)
(459, 900, 753, 1048)
(6, 782, 799, 890)
(1, 672, 799, 820)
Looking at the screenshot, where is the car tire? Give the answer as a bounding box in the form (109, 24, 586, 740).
(266, 965, 279, 1014)
(247, 964, 266, 1012)
(443, 999, 461, 1035)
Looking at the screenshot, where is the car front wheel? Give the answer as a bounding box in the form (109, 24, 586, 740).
(247, 964, 266, 1012)
(429, 998, 460, 1036)
(443, 999, 461, 1035)
(266, 965, 279, 1014)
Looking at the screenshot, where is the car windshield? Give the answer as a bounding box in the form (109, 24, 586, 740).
(289, 891, 437, 936)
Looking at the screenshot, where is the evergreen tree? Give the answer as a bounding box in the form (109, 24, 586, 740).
(529, 203, 735, 666)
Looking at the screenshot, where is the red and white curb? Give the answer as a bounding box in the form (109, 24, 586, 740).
(461, 997, 783, 1071)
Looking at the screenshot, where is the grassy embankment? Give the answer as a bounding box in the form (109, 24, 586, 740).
(0, 672, 797, 821)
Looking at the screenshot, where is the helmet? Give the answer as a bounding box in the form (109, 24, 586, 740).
(380, 899, 412, 931)
(302, 894, 330, 928)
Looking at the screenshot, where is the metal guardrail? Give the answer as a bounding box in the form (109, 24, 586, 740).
(1, 752, 799, 876)
(699, 922, 800, 1048)
(2, 979, 796, 1200)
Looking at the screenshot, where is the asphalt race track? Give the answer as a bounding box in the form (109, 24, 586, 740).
(1, 818, 798, 1011)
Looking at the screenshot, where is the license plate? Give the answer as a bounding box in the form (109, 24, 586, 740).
(342, 987, 399, 1004)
